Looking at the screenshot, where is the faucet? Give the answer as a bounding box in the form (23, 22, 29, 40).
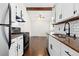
(64, 22, 70, 36)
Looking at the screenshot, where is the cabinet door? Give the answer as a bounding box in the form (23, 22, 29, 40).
(65, 45, 79, 56)
(51, 36, 61, 56)
(48, 35, 61, 56)
(60, 43, 71, 56)
(56, 4, 62, 22)
(11, 4, 16, 23)
(60, 42, 79, 56)
(48, 35, 53, 55)
(9, 42, 17, 56)
(17, 36, 23, 56)
(52, 46, 60, 56)
(62, 3, 74, 20)
(11, 4, 20, 27)
(73, 3, 79, 16)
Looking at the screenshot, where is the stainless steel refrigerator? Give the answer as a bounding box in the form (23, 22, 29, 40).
(0, 3, 11, 56)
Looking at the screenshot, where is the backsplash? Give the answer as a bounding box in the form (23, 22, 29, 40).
(53, 20, 79, 37)
(53, 24, 65, 34)
(70, 20, 79, 37)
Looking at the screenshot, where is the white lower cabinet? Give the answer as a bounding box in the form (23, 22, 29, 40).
(9, 38, 18, 56)
(60, 42, 79, 56)
(17, 36, 23, 56)
(60, 43, 72, 56)
(52, 46, 60, 56)
(48, 35, 60, 56)
(9, 41, 17, 56)
(9, 35, 23, 56)
(48, 35, 79, 56)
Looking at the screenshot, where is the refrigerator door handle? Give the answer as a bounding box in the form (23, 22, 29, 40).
(0, 24, 10, 27)
(8, 3, 11, 49)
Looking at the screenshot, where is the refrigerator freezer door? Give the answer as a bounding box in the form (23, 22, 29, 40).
(0, 26, 9, 56)
(0, 3, 9, 24)
(4, 26, 9, 43)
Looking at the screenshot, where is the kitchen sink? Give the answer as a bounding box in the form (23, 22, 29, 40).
(53, 34, 66, 38)
(53, 34, 70, 43)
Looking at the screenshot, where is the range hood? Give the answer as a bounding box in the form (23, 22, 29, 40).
(16, 15, 25, 22)
(16, 8, 25, 22)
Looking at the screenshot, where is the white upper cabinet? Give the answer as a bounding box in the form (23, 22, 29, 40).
(11, 3, 23, 27)
(11, 4, 16, 23)
(11, 4, 19, 27)
(51, 7, 56, 23)
(55, 4, 62, 22)
(73, 3, 79, 16)
(55, 3, 74, 22)
(16, 4, 22, 17)
(61, 3, 74, 20)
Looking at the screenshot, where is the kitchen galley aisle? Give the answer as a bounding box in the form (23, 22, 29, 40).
(24, 37, 48, 56)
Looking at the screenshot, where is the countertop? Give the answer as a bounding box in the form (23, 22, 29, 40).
(47, 33, 79, 53)
(11, 33, 23, 39)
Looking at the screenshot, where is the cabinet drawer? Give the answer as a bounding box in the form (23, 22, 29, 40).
(60, 42, 79, 56)
(11, 38, 18, 44)
(60, 43, 72, 56)
(66, 45, 79, 56)
(18, 35, 23, 40)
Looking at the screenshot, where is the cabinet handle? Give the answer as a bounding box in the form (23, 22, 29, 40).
(73, 10, 77, 14)
(18, 45, 20, 49)
(65, 51, 71, 56)
(16, 45, 18, 51)
(50, 44, 53, 49)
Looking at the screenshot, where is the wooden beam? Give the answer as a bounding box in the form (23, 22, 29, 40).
(26, 7, 52, 11)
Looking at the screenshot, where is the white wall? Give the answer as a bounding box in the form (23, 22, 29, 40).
(28, 11, 52, 36)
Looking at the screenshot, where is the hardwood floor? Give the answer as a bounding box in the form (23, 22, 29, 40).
(24, 36, 49, 56)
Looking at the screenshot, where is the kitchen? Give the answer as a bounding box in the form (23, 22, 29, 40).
(0, 3, 79, 56)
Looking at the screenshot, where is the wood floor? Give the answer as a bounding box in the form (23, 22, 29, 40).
(24, 36, 49, 56)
